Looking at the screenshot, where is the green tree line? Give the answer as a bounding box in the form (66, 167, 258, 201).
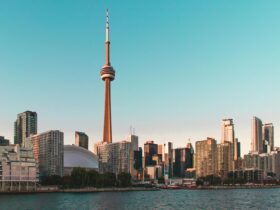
(41, 168, 132, 188)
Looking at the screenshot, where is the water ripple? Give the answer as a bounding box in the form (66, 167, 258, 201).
(1, 189, 280, 210)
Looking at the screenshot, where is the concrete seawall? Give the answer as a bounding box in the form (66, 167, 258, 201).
(62, 187, 158, 193)
(0, 187, 158, 194)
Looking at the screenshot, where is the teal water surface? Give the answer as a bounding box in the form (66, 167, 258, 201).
(0, 188, 279, 210)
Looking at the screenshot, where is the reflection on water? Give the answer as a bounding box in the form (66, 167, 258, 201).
(0, 188, 280, 210)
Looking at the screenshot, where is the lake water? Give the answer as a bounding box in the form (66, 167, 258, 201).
(0, 188, 280, 210)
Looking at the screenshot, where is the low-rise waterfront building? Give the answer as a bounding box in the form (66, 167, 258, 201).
(185, 168, 196, 178)
(233, 151, 280, 182)
(0, 145, 38, 192)
(146, 165, 162, 180)
(228, 169, 263, 183)
(271, 151, 280, 179)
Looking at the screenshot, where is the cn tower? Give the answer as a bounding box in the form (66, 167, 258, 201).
(100, 10, 115, 144)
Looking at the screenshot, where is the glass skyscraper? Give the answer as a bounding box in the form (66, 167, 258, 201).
(14, 111, 37, 146)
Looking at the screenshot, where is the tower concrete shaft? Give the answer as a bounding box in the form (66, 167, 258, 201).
(100, 10, 115, 144)
(103, 78, 112, 143)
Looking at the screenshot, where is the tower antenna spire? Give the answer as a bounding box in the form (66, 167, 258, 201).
(105, 9, 110, 66)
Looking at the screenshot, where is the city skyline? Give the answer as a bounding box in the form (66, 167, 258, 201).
(1, 1, 280, 155)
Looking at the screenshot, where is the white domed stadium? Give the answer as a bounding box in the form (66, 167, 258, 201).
(64, 145, 99, 176)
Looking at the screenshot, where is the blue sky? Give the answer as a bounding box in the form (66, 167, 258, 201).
(1, 0, 280, 155)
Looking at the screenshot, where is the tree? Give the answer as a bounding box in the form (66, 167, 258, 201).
(196, 175, 221, 186)
(157, 176, 165, 184)
(236, 177, 246, 185)
(196, 177, 204, 186)
(204, 175, 221, 185)
(117, 172, 132, 187)
(223, 178, 233, 185)
(102, 172, 117, 187)
(41, 175, 63, 186)
(62, 175, 73, 188)
(87, 169, 100, 187)
(71, 167, 87, 188)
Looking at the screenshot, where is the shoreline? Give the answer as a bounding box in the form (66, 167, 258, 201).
(196, 185, 280, 190)
(1, 185, 280, 194)
(0, 187, 159, 195)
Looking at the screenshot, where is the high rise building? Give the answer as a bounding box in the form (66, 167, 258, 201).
(98, 141, 131, 174)
(30, 130, 64, 177)
(100, 10, 115, 144)
(195, 138, 218, 178)
(221, 119, 235, 143)
(251, 116, 263, 153)
(127, 135, 139, 179)
(168, 142, 173, 178)
(144, 141, 158, 167)
(133, 146, 143, 180)
(93, 141, 103, 155)
(14, 111, 37, 146)
(233, 138, 241, 160)
(0, 136, 9, 146)
(157, 144, 163, 163)
(173, 144, 194, 177)
(134, 148, 143, 172)
(97, 135, 141, 177)
(243, 153, 260, 170)
(263, 123, 274, 153)
(75, 131, 89, 150)
(217, 142, 234, 179)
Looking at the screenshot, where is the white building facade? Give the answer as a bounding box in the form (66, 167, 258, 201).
(29, 130, 64, 177)
(0, 145, 38, 192)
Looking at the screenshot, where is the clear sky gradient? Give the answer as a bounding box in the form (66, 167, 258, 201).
(1, 0, 280, 155)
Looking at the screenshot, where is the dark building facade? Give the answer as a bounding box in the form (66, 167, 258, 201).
(14, 111, 37, 146)
(263, 123, 274, 153)
(173, 146, 194, 177)
(168, 142, 173, 178)
(75, 131, 89, 150)
(144, 141, 158, 167)
(228, 169, 262, 183)
(0, 136, 9, 146)
(134, 148, 143, 171)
